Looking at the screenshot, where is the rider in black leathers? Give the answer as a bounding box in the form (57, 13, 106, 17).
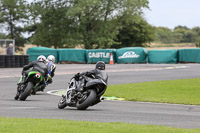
(18, 55, 48, 86)
(74, 61, 108, 83)
(74, 61, 108, 103)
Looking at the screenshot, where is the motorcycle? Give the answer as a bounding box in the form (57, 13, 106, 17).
(58, 75, 107, 110)
(15, 71, 44, 101)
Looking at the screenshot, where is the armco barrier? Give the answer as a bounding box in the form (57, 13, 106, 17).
(116, 47, 147, 63)
(178, 49, 200, 63)
(0, 55, 29, 68)
(148, 49, 177, 64)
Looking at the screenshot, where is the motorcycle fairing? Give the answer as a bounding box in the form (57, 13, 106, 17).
(27, 71, 43, 82)
(86, 79, 107, 88)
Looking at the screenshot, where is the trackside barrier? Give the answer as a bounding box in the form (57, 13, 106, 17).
(27, 47, 58, 63)
(86, 49, 116, 64)
(58, 49, 86, 63)
(116, 47, 147, 63)
(178, 49, 200, 63)
(25, 47, 200, 64)
(148, 49, 177, 64)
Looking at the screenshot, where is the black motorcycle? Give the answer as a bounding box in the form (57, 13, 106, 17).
(15, 71, 45, 101)
(58, 75, 107, 110)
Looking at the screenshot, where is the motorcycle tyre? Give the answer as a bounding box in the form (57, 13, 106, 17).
(19, 82, 33, 101)
(58, 97, 67, 109)
(76, 89, 97, 110)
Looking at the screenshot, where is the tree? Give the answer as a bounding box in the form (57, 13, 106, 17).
(0, 0, 28, 47)
(28, 0, 149, 49)
(28, 0, 72, 48)
(195, 36, 200, 48)
(66, 0, 149, 49)
(115, 15, 155, 48)
(154, 27, 173, 44)
(173, 26, 192, 43)
(191, 27, 200, 43)
(0, 32, 6, 39)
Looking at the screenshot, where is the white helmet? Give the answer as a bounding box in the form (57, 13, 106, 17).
(37, 55, 46, 62)
(47, 55, 55, 63)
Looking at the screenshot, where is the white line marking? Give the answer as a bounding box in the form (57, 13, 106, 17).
(46, 89, 66, 96)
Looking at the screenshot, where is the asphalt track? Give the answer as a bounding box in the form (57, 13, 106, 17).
(0, 64, 200, 129)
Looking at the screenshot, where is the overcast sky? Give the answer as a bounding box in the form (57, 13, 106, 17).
(144, 0, 200, 29)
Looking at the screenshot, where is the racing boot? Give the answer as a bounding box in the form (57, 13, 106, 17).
(17, 73, 26, 85)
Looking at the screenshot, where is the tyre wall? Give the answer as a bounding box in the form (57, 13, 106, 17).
(0, 55, 29, 68)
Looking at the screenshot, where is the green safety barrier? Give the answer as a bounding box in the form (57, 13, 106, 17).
(86, 49, 116, 64)
(58, 49, 86, 63)
(116, 47, 147, 63)
(178, 48, 200, 63)
(27, 47, 58, 63)
(148, 49, 178, 64)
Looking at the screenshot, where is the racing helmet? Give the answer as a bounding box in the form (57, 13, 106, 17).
(47, 55, 55, 63)
(95, 61, 105, 70)
(37, 55, 46, 63)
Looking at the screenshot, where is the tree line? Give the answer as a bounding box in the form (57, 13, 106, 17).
(154, 26, 200, 45)
(0, 0, 200, 50)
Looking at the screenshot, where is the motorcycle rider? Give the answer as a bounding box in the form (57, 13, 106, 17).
(74, 61, 108, 104)
(33, 55, 56, 93)
(15, 55, 48, 99)
(75, 61, 108, 82)
(46, 55, 56, 85)
(18, 55, 48, 85)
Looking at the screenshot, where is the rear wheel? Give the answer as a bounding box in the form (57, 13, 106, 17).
(76, 89, 97, 110)
(19, 82, 33, 101)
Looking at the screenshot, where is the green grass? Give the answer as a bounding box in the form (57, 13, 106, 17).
(105, 78, 200, 105)
(0, 117, 200, 133)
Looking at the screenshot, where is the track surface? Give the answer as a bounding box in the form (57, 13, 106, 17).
(0, 64, 200, 128)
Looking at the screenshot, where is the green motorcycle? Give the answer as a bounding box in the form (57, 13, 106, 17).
(15, 71, 44, 101)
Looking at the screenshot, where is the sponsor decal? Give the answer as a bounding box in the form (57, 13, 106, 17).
(118, 51, 140, 59)
(88, 52, 110, 58)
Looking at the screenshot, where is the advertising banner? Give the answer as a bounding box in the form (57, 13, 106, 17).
(86, 49, 116, 64)
(116, 47, 147, 63)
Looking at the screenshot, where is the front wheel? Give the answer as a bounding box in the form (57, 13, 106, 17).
(58, 96, 67, 109)
(76, 89, 97, 110)
(19, 82, 34, 101)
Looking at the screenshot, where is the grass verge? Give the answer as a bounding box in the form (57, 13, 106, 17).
(0, 117, 200, 133)
(105, 78, 200, 105)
